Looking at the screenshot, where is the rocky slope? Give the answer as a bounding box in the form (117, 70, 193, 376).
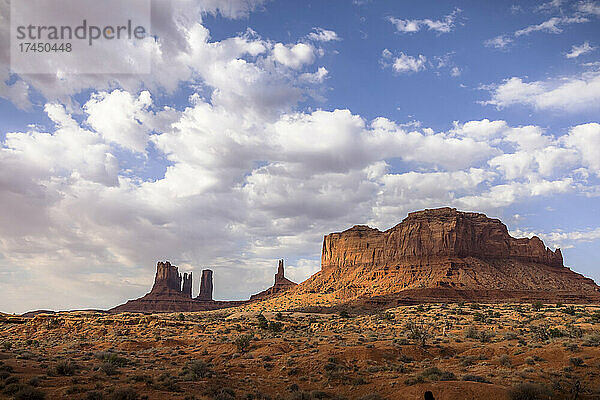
(297, 208, 600, 303)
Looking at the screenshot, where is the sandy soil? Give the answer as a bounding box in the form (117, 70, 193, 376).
(1, 302, 599, 400)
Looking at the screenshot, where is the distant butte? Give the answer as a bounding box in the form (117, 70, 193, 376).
(296, 207, 600, 304)
(109, 207, 600, 314)
(250, 259, 297, 301)
(110, 259, 296, 313)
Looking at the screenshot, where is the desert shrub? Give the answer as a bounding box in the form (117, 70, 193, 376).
(404, 376, 425, 386)
(420, 367, 455, 381)
(478, 330, 495, 343)
(565, 323, 583, 338)
(582, 332, 600, 347)
(99, 362, 118, 376)
(405, 321, 431, 347)
(85, 391, 103, 400)
(532, 301, 543, 311)
(530, 325, 549, 341)
(54, 360, 77, 376)
(234, 334, 253, 353)
(547, 328, 564, 338)
(256, 314, 269, 330)
(275, 312, 283, 320)
(562, 306, 576, 315)
(27, 377, 40, 387)
(177, 313, 185, 321)
(268, 321, 283, 332)
(182, 360, 212, 380)
(338, 310, 350, 319)
(465, 326, 478, 339)
(2, 342, 12, 351)
(155, 372, 181, 392)
(212, 387, 235, 400)
(12, 385, 45, 400)
(108, 387, 139, 400)
(460, 355, 479, 367)
(95, 351, 129, 367)
(569, 357, 584, 367)
(498, 355, 512, 367)
(462, 374, 490, 383)
(508, 383, 552, 400)
(590, 311, 600, 322)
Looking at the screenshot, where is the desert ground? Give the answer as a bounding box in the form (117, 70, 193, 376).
(1, 301, 600, 400)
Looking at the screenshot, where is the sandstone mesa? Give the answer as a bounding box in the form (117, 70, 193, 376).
(110, 207, 600, 313)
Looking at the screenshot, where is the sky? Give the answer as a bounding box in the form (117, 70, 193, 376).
(1, 0, 599, 314)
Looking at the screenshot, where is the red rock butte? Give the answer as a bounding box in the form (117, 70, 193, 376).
(110, 259, 297, 313)
(250, 259, 298, 301)
(296, 207, 600, 304)
(110, 207, 600, 313)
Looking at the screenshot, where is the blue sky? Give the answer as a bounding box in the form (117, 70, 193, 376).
(0, 0, 599, 313)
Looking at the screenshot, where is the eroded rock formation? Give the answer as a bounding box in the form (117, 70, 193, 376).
(298, 207, 600, 303)
(196, 270, 214, 301)
(110, 262, 245, 313)
(251, 259, 297, 300)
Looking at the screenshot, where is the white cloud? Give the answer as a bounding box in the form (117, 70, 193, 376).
(451, 66, 461, 77)
(511, 227, 600, 249)
(514, 16, 589, 36)
(300, 67, 329, 83)
(565, 41, 596, 58)
(307, 28, 341, 42)
(484, 72, 600, 112)
(272, 42, 315, 69)
(484, 35, 513, 49)
(535, 0, 564, 12)
(577, 1, 600, 16)
(391, 53, 427, 73)
(564, 123, 600, 175)
(388, 9, 461, 34)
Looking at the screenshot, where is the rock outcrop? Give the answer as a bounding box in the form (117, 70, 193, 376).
(250, 259, 297, 300)
(196, 270, 213, 301)
(110, 262, 246, 313)
(298, 208, 600, 303)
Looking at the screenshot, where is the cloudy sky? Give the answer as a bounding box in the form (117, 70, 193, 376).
(1, 0, 599, 314)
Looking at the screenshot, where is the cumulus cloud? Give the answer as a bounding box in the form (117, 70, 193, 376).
(387, 8, 461, 34)
(3, 101, 600, 312)
(483, 72, 600, 112)
(389, 52, 427, 73)
(565, 41, 596, 58)
(307, 28, 341, 42)
(2, 2, 600, 314)
(272, 43, 315, 69)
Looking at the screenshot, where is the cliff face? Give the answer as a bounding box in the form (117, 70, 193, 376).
(299, 208, 599, 302)
(321, 208, 563, 270)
